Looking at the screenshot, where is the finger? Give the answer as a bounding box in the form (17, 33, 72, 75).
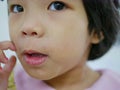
(0, 41, 15, 63)
(0, 63, 2, 70)
(0, 41, 16, 51)
(0, 50, 8, 63)
(3, 56, 16, 76)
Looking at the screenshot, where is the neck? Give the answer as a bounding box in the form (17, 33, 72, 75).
(44, 65, 100, 90)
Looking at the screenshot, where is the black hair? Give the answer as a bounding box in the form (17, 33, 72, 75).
(82, 0, 120, 60)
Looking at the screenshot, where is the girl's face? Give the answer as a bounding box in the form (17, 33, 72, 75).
(9, 0, 94, 80)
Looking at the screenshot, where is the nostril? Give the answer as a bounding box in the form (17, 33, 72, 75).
(22, 31, 38, 36)
(32, 32, 37, 36)
(22, 31, 27, 35)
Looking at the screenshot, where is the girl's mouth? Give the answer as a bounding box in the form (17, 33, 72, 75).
(23, 50, 48, 65)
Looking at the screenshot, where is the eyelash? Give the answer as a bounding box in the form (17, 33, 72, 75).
(48, 1, 67, 11)
(9, 4, 24, 13)
(9, 1, 67, 13)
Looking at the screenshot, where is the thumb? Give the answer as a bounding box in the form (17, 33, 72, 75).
(3, 56, 16, 76)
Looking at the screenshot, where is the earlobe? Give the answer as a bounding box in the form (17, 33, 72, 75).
(91, 31, 104, 44)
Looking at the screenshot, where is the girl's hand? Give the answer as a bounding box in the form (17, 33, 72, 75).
(0, 41, 16, 90)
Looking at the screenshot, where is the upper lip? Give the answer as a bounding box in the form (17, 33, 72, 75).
(23, 50, 47, 56)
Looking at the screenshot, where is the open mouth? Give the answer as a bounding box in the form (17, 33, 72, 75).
(23, 50, 48, 65)
(26, 53, 47, 58)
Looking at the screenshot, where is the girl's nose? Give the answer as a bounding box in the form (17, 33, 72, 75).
(22, 30, 37, 36)
(21, 26, 44, 38)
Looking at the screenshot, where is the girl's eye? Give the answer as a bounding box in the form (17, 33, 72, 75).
(48, 1, 67, 11)
(10, 5, 24, 13)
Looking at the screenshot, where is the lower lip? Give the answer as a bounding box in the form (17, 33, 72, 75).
(23, 55, 47, 65)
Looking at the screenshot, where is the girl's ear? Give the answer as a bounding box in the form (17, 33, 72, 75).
(90, 31, 104, 44)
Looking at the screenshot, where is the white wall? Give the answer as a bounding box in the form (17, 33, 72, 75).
(0, 0, 9, 40)
(87, 45, 120, 74)
(0, 1, 120, 74)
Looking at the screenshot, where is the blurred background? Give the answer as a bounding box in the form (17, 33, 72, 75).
(0, 0, 120, 74)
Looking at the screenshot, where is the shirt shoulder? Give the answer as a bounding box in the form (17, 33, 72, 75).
(87, 69, 120, 90)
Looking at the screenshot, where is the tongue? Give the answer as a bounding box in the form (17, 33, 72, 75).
(29, 53, 43, 57)
(26, 53, 46, 61)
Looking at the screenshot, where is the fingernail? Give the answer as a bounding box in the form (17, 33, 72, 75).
(5, 57, 8, 60)
(11, 42, 16, 51)
(0, 67, 2, 70)
(11, 46, 16, 51)
(4, 57, 9, 63)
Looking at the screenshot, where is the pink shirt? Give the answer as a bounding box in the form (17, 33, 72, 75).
(86, 70, 120, 90)
(14, 66, 120, 90)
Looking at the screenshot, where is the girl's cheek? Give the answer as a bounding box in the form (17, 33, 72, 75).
(9, 30, 14, 40)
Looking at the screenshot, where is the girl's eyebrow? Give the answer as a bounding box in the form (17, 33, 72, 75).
(8, 0, 24, 3)
(8, 0, 17, 2)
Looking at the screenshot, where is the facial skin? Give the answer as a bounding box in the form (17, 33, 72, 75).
(8, 0, 99, 89)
